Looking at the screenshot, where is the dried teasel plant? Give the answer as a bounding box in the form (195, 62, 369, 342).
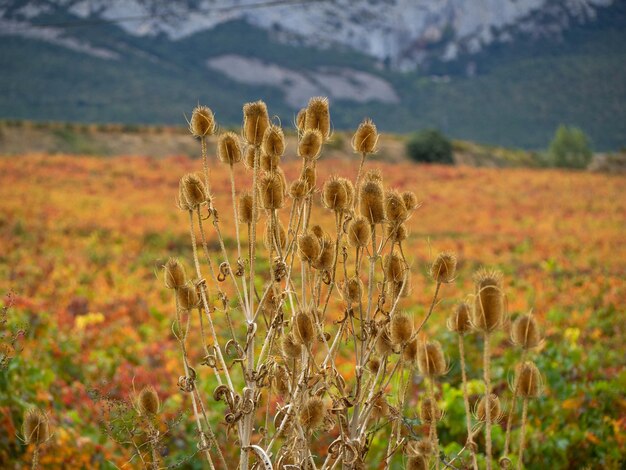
(157, 98, 546, 470)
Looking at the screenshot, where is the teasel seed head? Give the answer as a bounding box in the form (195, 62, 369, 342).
(299, 396, 326, 430)
(177, 283, 200, 310)
(406, 439, 434, 457)
(347, 217, 372, 248)
(390, 273, 412, 299)
(385, 190, 408, 224)
(244, 146, 257, 169)
(289, 179, 308, 200)
(298, 233, 322, 263)
(282, 333, 302, 359)
(474, 393, 504, 423)
(352, 118, 378, 154)
(472, 269, 505, 333)
(217, 132, 242, 165)
(138, 385, 160, 416)
(515, 361, 543, 398)
(304, 97, 331, 140)
(384, 253, 405, 283)
(417, 340, 447, 377)
(264, 220, 287, 252)
(302, 166, 317, 192)
(339, 177, 355, 207)
(511, 313, 542, 350)
(189, 105, 215, 137)
(312, 237, 335, 271)
(376, 327, 394, 355)
(299, 129, 323, 160)
(296, 108, 307, 132)
(243, 100, 270, 146)
(407, 455, 429, 470)
(371, 395, 389, 420)
(294, 311, 315, 347)
(419, 397, 442, 424)
(262, 124, 285, 158)
(367, 357, 381, 374)
(401, 191, 419, 212)
(447, 302, 472, 335)
(431, 252, 457, 284)
(322, 176, 349, 212)
(260, 151, 281, 173)
(403, 338, 419, 363)
(360, 180, 386, 224)
(163, 258, 186, 289)
(180, 173, 208, 209)
(23, 409, 49, 445)
(386, 223, 408, 243)
(258, 174, 284, 210)
(344, 277, 362, 304)
(272, 365, 290, 397)
(364, 168, 383, 183)
(310, 224, 325, 239)
(390, 312, 413, 345)
(238, 192, 256, 224)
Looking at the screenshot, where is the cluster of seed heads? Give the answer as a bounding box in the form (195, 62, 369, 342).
(155, 96, 546, 470)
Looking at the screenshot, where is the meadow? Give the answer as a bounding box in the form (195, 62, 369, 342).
(0, 152, 624, 468)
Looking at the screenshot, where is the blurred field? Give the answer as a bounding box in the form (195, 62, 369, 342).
(0, 154, 625, 468)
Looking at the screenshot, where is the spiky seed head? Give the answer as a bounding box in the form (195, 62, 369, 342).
(403, 338, 419, 363)
(431, 252, 457, 284)
(312, 237, 334, 271)
(180, 173, 208, 209)
(360, 180, 385, 224)
(177, 283, 199, 310)
(417, 340, 447, 377)
(273, 365, 290, 397)
(304, 97, 330, 140)
(390, 312, 413, 345)
(262, 124, 285, 158)
(401, 191, 418, 212)
(163, 258, 186, 289)
(376, 327, 394, 355)
(298, 233, 321, 263)
(511, 314, 541, 350)
(310, 224, 325, 239)
(391, 274, 412, 299)
(515, 361, 543, 398)
(189, 105, 215, 137)
(217, 132, 242, 165)
(302, 166, 317, 192)
(419, 397, 442, 424)
(289, 179, 307, 200)
(385, 190, 408, 224)
(258, 174, 284, 210)
(347, 217, 372, 248)
(406, 439, 434, 457)
(299, 129, 323, 160)
(367, 357, 381, 374)
(371, 395, 389, 420)
(384, 253, 405, 283)
(447, 302, 472, 334)
(472, 269, 505, 333)
(138, 385, 160, 415)
(23, 409, 49, 445)
(264, 220, 287, 252)
(243, 100, 270, 146)
(178, 183, 193, 211)
(407, 455, 429, 470)
(364, 169, 383, 183)
(386, 223, 408, 243)
(296, 108, 307, 132)
(260, 152, 281, 172)
(294, 311, 315, 346)
(475, 393, 503, 423)
(344, 277, 362, 303)
(238, 192, 256, 224)
(244, 146, 257, 169)
(352, 118, 378, 154)
(339, 177, 355, 207)
(322, 177, 349, 212)
(299, 396, 325, 430)
(282, 333, 302, 359)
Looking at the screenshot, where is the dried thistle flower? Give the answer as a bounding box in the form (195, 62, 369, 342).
(244, 146, 257, 169)
(406, 455, 429, 470)
(243, 100, 270, 146)
(339, 177, 355, 207)
(402, 190, 419, 212)
(386, 223, 408, 243)
(367, 357, 381, 374)
(180, 173, 208, 209)
(299, 129, 323, 160)
(177, 283, 199, 310)
(390, 312, 413, 345)
(352, 118, 378, 154)
(472, 269, 505, 332)
(419, 397, 442, 423)
(447, 302, 472, 335)
(163, 258, 186, 289)
(299, 396, 326, 430)
(272, 365, 290, 397)
(138, 385, 160, 415)
(262, 124, 285, 158)
(511, 313, 541, 350)
(371, 395, 389, 420)
(23, 409, 49, 445)
(376, 327, 394, 355)
(406, 439, 434, 457)
(347, 217, 372, 248)
(289, 179, 308, 200)
(431, 252, 457, 284)
(238, 192, 256, 224)
(312, 237, 334, 271)
(302, 166, 317, 192)
(295, 108, 307, 132)
(364, 168, 383, 183)
(384, 190, 407, 224)
(417, 340, 447, 377)
(403, 338, 419, 363)
(515, 361, 543, 398)
(344, 277, 362, 304)
(217, 132, 242, 165)
(294, 311, 315, 346)
(474, 393, 503, 423)
(310, 224, 325, 239)
(282, 334, 302, 359)
(298, 233, 321, 263)
(258, 174, 284, 210)
(304, 97, 330, 140)
(260, 152, 281, 173)
(322, 177, 349, 212)
(384, 253, 405, 283)
(360, 180, 385, 224)
(189, 105, 215, 137)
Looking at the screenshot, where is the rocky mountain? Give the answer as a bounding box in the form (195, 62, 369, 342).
(1, 0, 625, 150)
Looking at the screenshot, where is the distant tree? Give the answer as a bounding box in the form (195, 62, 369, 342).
(548, 125, 592, 169)
(406, 129, 453, 164)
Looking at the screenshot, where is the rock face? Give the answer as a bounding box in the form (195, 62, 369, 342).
(0, 0, 615, 69)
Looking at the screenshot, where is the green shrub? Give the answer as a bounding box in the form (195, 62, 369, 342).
(406, 129, 453, 164)
(548, 125, 592, 169)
